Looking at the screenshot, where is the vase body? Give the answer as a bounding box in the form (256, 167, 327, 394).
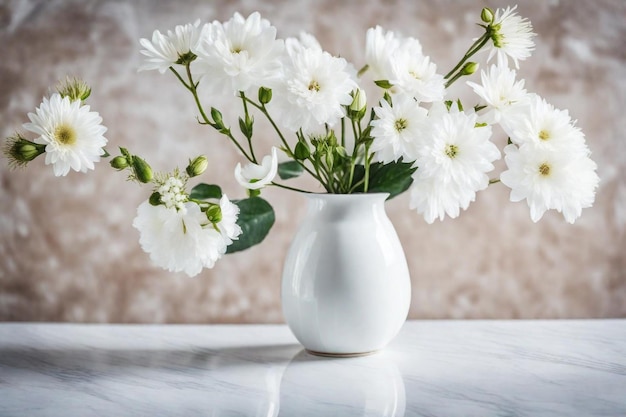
(281, 193, 411, 356)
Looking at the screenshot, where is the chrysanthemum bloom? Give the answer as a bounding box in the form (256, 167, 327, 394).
(500, 143, 599, 223)
(503, 95, 589, 156)
(217, 194, 242, 245)
(22, 93, 107, 176)
(467, 65, 529, 126)
(139, 20, 202, 73)
(487, 5, 536, 69)
(370, 94, 427, 163)
(389, 43, 445, 103)
(410, 111, 500, 223)
(365, 26, 403, 81)
(133, 200, 227, 277)
(234, 147, 279, 189)
(268, 45, 356, 135)
(194, 12, 284, 95)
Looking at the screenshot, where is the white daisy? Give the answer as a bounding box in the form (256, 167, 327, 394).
(389, 44, 445, 103)
(217, 194, 242, 244)
(500, 143, 599, 223)
(487, 6, 536, 69)
(410, 111, 500, 223)
(503, 95, 588, 155)
(22, 93, 107, 177)
(467, 64, 529, 125)
(285, 32, 323, 56)
(132, 200, 227, 277)
(370, 94, 427, 163)
(365, 26, 403, 81)
(234, 147, 279, 189)
(139, 20, 202, 73)
(194, 12, 284, 95)
(268, 47, 356, 135)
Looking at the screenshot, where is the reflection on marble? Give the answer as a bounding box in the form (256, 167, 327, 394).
(0, 321, 625, 416)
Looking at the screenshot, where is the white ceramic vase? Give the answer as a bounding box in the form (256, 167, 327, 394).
(281, 193, 411, 356)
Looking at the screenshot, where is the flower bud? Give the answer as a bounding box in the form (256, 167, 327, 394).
(460, 62, 479, 76)
(186, 155, 208, 177)
(481, 7, 494, 24)
(110, 156, 129, 170)
(3, 134, 45, 168)
(56, 77, 91, 102)
(132, 156, 153, 183)
(205, 204, 222, 224)
(149, 191, 162, 206)
(348, 89, 367, 120)
(210, 107, 224, 129)
(258, 87, 272, 104)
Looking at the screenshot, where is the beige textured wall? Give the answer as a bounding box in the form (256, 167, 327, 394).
(0, 0, 624, 323)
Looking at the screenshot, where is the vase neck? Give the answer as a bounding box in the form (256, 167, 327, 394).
(305, 193, 389, 220)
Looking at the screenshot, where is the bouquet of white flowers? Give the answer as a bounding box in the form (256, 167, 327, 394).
(4, 6, 599, 277)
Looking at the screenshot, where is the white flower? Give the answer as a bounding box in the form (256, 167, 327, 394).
(467, 64, 529, 125)
(22, 93, 107, 176)
(194, 12, 284, 95)
(500, 143, 599, 223)
(157, 175, 187, 211)
(389, 44, 445, 103)
(132, 201, 227, 277)
(217, 194, 242, 244)
(285, 32, 323, 55)
(410, 111, 500, 223)
(139, 21, 202, 73)
(370, 95, 427, 163)
(234, 147, 279, 189)
(503, 95, 588, 156)
(365, 26, 402, 81)
(487, 6, 536, 69)
(268, 47, 356, 135)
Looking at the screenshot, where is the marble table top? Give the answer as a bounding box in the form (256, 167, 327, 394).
(0, 320, 625, 416)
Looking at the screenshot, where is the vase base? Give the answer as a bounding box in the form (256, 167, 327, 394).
(305, 349, 379, 358)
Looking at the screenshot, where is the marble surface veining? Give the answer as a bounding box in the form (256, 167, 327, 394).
(0, 320, 625, 416)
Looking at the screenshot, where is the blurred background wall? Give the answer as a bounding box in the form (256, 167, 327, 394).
(0, 0, 624, 323)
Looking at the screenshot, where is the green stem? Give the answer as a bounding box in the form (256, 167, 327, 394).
(489, 178, 501, 185)
(444, 32, 490, 80)
(270, 181, 311, 193)
(180, 64, 253, 162)
(239, 91, 257, 163)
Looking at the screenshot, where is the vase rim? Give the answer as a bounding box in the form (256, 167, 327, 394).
(304, 192, 390, 201)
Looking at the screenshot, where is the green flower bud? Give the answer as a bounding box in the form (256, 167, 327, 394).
(110, 156, 129, 170)
(348, 89, 367, 120)
(210, 107, 224, 129)
(258, 87, 272, 104)
(56, 77, 91, 102)
(149, 191, 162, 206)
(481, 7, 494, 24)
(460, 62, 479, 76)
(132, 156, 153, 183)
(206, 204, 222, 224)
(186, 155, 208, 177)
(2, 134, 45, 169)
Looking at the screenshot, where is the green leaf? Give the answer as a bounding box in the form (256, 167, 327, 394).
(294, 141, 310, 160)
(350, 160, 417, 200)
(227, 197, 275, 254)
(190, 183, 222, 200)
(278, 160, 304, 180)
(374, 79, 394, 89)
(367, 160, 417, 199)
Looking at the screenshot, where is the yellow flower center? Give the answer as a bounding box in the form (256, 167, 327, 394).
(308, 80, 320, 92)
(538, 163, 551, 176)
(54, 124, 77, 145)
(394, 118, 408, 132)
(538, 130, 550, 141)
(445, 144, 459, 159)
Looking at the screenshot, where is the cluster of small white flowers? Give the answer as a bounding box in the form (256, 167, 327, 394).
(157, 176, 187, 211)
(132, 174, 242, 277)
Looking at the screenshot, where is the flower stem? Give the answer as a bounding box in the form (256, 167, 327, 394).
(270, 181, 311, 193)
(239, 91, 257, 163)
(444, 32, 490, 81)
